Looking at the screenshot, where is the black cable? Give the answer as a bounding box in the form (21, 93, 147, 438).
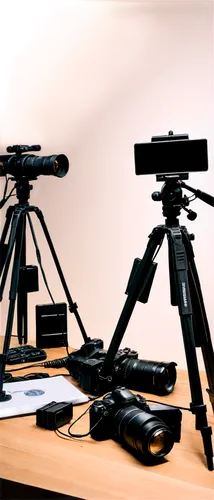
(152, 238, 164, 261)
(3, 175, 9, 199)
(0, 182, 16, 208)
(5, 354, 73, 372)
(43, 357, 68, 369)
(4, 372, 50, 383)
(54, 394, 103, 440)
(68, 418, 103, 438)
(3, 373, 13, 382)
(54, 428, 71, 439)
(4, 371, 72, 384)
(55, 404, 102, 440)
(55, 406, 91, 439)
(67, 405, 91, 435)
(67, 393, 111, 438)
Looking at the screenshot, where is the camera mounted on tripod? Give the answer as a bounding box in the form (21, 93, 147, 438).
(135, 130, 214, 221)
(0, 144, 69, 181)
(134, 130, 208, 179)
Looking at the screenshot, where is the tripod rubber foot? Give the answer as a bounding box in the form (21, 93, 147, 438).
(201, 426, 214, 471)
(0, 391, 12, 402)
(206, 455, 214, 471)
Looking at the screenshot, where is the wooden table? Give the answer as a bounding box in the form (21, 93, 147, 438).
(0, 340, 214, 499)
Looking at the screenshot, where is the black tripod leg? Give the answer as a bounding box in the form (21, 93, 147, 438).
(0, 216, 24, 399)
(17, 216, 28, 345)
(100, 226, 165, 378)
(29, 207, 89, 343)
(0, 209, 23, 300)
(183, 238, 214, 412)
(0, 206, 14, 275)
(168, 228, 214, 470)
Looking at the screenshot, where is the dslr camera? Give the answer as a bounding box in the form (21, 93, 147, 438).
(66, 337, 177, 396)
(90, 387, 182, 463)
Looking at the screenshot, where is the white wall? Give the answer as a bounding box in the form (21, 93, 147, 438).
(0, 0, 213, 370)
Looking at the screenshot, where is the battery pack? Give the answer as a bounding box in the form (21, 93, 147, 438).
(36, 302, 67, 348)
(36, 401, 73, 430)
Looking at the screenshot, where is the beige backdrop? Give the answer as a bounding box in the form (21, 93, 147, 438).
(0, 0, 213, 370)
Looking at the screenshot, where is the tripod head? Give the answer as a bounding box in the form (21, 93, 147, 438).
(152, 175, 196, 223)
(152, 174, 214, 224)
(14, 177, 33, 204)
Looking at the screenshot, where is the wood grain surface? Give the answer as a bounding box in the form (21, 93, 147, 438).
(0, 338, 214, 499)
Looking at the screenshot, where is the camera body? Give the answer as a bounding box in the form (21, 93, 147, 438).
(90, 387, 181, 443)
(66, 338, 177, 396)
(66, 338, 138, 395)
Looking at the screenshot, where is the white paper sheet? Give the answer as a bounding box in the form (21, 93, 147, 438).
(0, 375, 89, 419)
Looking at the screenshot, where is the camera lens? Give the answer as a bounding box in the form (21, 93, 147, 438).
(113, 405, 174, 461)
(149, 430, 166, 455)
(6, 153, 69, 178)
(117, 359, 177, 395)
(21, 154, 69, 178)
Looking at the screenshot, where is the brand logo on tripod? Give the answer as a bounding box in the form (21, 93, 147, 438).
(181, 282, 188, 307)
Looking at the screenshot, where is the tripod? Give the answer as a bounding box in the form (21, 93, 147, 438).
(99, 176, 214, 470)
(0, 176, 90, 401)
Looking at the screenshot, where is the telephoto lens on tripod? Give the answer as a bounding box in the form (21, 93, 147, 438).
(0, 144, 69, 179)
